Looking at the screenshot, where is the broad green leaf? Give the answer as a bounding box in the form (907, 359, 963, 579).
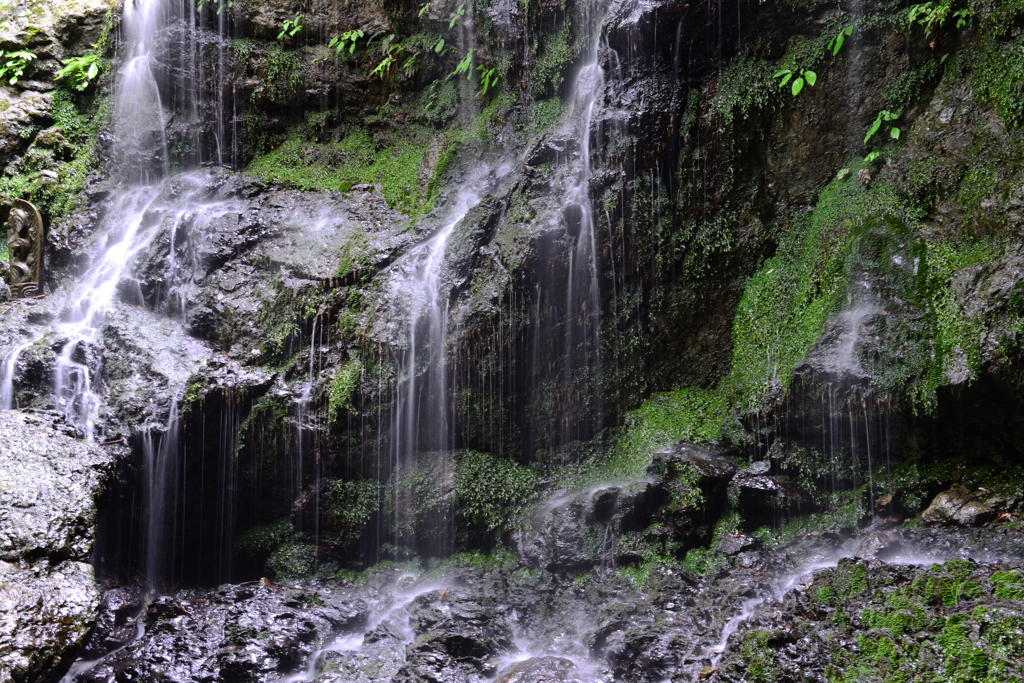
(434, 38, 445, 53)
(792, 77, 804, 96)
(890, 127, 900, 139)
(804, 70, 816, 86)
(779, 72, 792, 87)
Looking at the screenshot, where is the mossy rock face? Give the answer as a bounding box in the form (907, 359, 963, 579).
(712, 557, 1024, 683)
(266, 542, 322, 580)
(292, 478, 383, 549)
(235, 517, 293, 563)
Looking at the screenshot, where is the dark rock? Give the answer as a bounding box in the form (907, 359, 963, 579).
(75, 584, 368, 682)
(716, 533, 760, 556)
(495, 656, 579, 682)
(650, 442, 738, 483)
(855, 530, 903, 559)
(922, 487, 996, 526)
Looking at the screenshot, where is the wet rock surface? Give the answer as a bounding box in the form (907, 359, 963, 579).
(0, 410, 120, 562)
(56, 525, 1024, 683)
(71, 582, 368, 683)
(922, 487, 998, 527)
(0, 410, 124, 682)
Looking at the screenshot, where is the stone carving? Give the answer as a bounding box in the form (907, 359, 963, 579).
(5, 199, 44, 298)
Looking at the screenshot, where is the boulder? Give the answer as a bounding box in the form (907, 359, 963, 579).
(0, 561, 102, 683)
(922, 487, 996, 527)
(496, 656, 581, 682)
(716, 533, 760, 557)
(0, 410, 118, 563)
(0, 410, 123, 681)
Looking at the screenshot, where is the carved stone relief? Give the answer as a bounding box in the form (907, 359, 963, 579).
(5, 199, 44, 298)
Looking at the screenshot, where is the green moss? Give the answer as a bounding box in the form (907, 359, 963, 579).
(604, 387, 728, 478)
(973, 34, 1024, 128)
(731, 164, 900, 407)
(321, 479, 383, 547)
(0, 86, 110, 222)
(326, 357, 363, 427)
(247, 125, 434, 216)
(740, 629, 781, 682)
(990, 570, 1024, 601)
(266, 542, 320, 580)
(531, 17, 583, 98)
(710, 57, 777, 135)
(454, 450, 538, 538)
(235, 517, 293, 557)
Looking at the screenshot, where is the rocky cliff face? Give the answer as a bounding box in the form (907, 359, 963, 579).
(2, 0, 1024, 679)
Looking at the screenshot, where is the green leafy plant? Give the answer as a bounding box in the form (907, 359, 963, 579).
(774, 67, 816, 96)
(865, 109, 900, 143)
(418, 3, 431, 18)
(432, 37, 446, 54)
(450, 50, 472, 80)
(476, 65, 498, 95)
(828, 26, 853, 56)
(329, 29, 364, 55)
(278, 13, 303, 41)
(55, 54, 100, 91)
(907, 1, 971, 38)
(197, 0, 233, 14)
(0, 49, 35, 85)
(449, 3, 466, 29)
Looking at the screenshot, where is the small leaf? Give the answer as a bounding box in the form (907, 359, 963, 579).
(940, 53, 949, 63)
(843, 26, 853, 36)
(791, 76, 804, 96)
(418, 3, 430, 17)
(779, 72, 792, 87)
(890, 127, 901, 139)
(87, 62, 98, 79)
(865, 116, 882, 143)
(865, 151, 880, 163)
(804, 70, 817, 86)
(434, 38, 445, 53)
(773, 69, 791, 78)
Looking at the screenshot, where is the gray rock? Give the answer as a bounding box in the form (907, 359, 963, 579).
(855, 531, 903, 559)
(496, 656, 581, 682)
(716, 533, 760, 556)
(0, 560, 101, 683)
(0, 410, 119, 562)
(649, 442, 738, 482)
(922, 487, 997, 527)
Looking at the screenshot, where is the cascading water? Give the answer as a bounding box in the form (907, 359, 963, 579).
(559, 8, 607, 448)
(0, 0, 170, 438)
(385, 161, 499, 559)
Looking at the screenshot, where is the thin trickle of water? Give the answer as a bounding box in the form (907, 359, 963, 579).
(143, 398, 181, 591)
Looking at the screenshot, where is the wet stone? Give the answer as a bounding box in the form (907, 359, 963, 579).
(921, 486, 997, 526)
(716, 533, 760, 556)
(495, 656, 578, 682)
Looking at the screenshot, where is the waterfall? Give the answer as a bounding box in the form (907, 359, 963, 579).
(113, 0, 170, 182)
(559, 4, 608, 448)
(386, 162, 497, 559)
